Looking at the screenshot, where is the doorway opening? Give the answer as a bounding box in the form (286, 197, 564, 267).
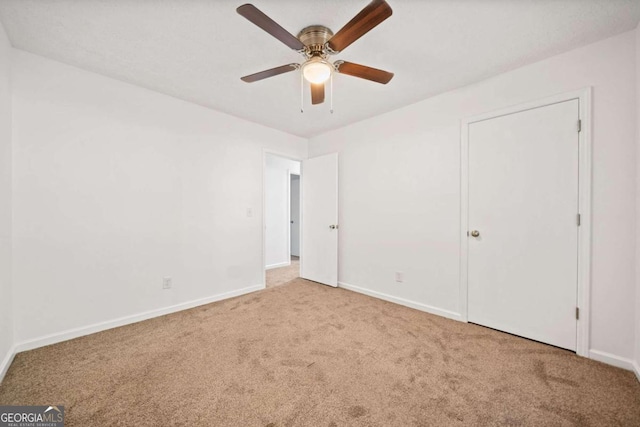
(265, 153, 301, 288)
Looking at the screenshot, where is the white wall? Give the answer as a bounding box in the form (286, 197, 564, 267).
(11, 50, 307, 346)
(635, 24, 640, 379)
(309, 31, 638, 364)
(265, 154, 300, 268)
(0, 20, 13, 377)
(290, 175, 300, 257)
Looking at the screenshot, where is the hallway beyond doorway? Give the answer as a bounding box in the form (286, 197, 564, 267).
(266, 256, 299, 288)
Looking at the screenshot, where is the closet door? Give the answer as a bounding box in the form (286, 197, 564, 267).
(467, 100, 579, 351)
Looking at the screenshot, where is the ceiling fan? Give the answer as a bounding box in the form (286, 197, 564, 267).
(237, 0, 394, 107)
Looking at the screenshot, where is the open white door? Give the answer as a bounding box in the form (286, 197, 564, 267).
(301, 153, 338, 287)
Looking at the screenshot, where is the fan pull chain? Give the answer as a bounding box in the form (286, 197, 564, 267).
(300, 72, 304, 113)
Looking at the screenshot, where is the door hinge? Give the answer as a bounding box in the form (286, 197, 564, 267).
(577, 119, 582, 133)
(576, 307, 580, 320)
(576, 214, 581, 226)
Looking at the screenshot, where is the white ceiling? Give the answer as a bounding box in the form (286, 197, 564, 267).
(1, 0, 639, 138)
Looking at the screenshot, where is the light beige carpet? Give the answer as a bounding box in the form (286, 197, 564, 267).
(266, 256, 300, 288)
(1, 279, 639, 426)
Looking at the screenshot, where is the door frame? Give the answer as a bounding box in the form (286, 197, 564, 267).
(262, 150, 304, 289)
(288, 170, 301, 259)
(459, 88, 592, 357)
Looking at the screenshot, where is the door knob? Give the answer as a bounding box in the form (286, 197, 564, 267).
(470, 230, 480, 237)
(329, 224, 338, 230)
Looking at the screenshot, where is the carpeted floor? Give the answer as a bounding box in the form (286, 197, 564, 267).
(1, 279, 639, 426)
(266, 256, 300, 288)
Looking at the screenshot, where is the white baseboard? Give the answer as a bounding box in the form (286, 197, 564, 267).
(338, 281, 463, 322)
(266, 261, 291, 270)
(0, 344, 17, 384)
(588, 349, 635, 371)
(633, 361, 640, 383)
(14, 284, 263, 354)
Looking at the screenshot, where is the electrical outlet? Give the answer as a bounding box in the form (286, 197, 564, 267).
(162, 277, 172, 289)
(395, 272, 404, 283)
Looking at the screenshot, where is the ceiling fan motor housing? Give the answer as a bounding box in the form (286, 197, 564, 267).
(297, 25, 334, 58)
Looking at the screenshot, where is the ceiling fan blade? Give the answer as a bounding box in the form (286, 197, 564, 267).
(237, 4, 305, 51)
(311, 83, 325, 105)
(241, 64, 298, 83)
(327, 0, 392, 53)
(335, 61, 394, 84)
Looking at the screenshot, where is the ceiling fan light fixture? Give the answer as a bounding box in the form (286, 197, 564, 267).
(302, 57, 332, 84)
